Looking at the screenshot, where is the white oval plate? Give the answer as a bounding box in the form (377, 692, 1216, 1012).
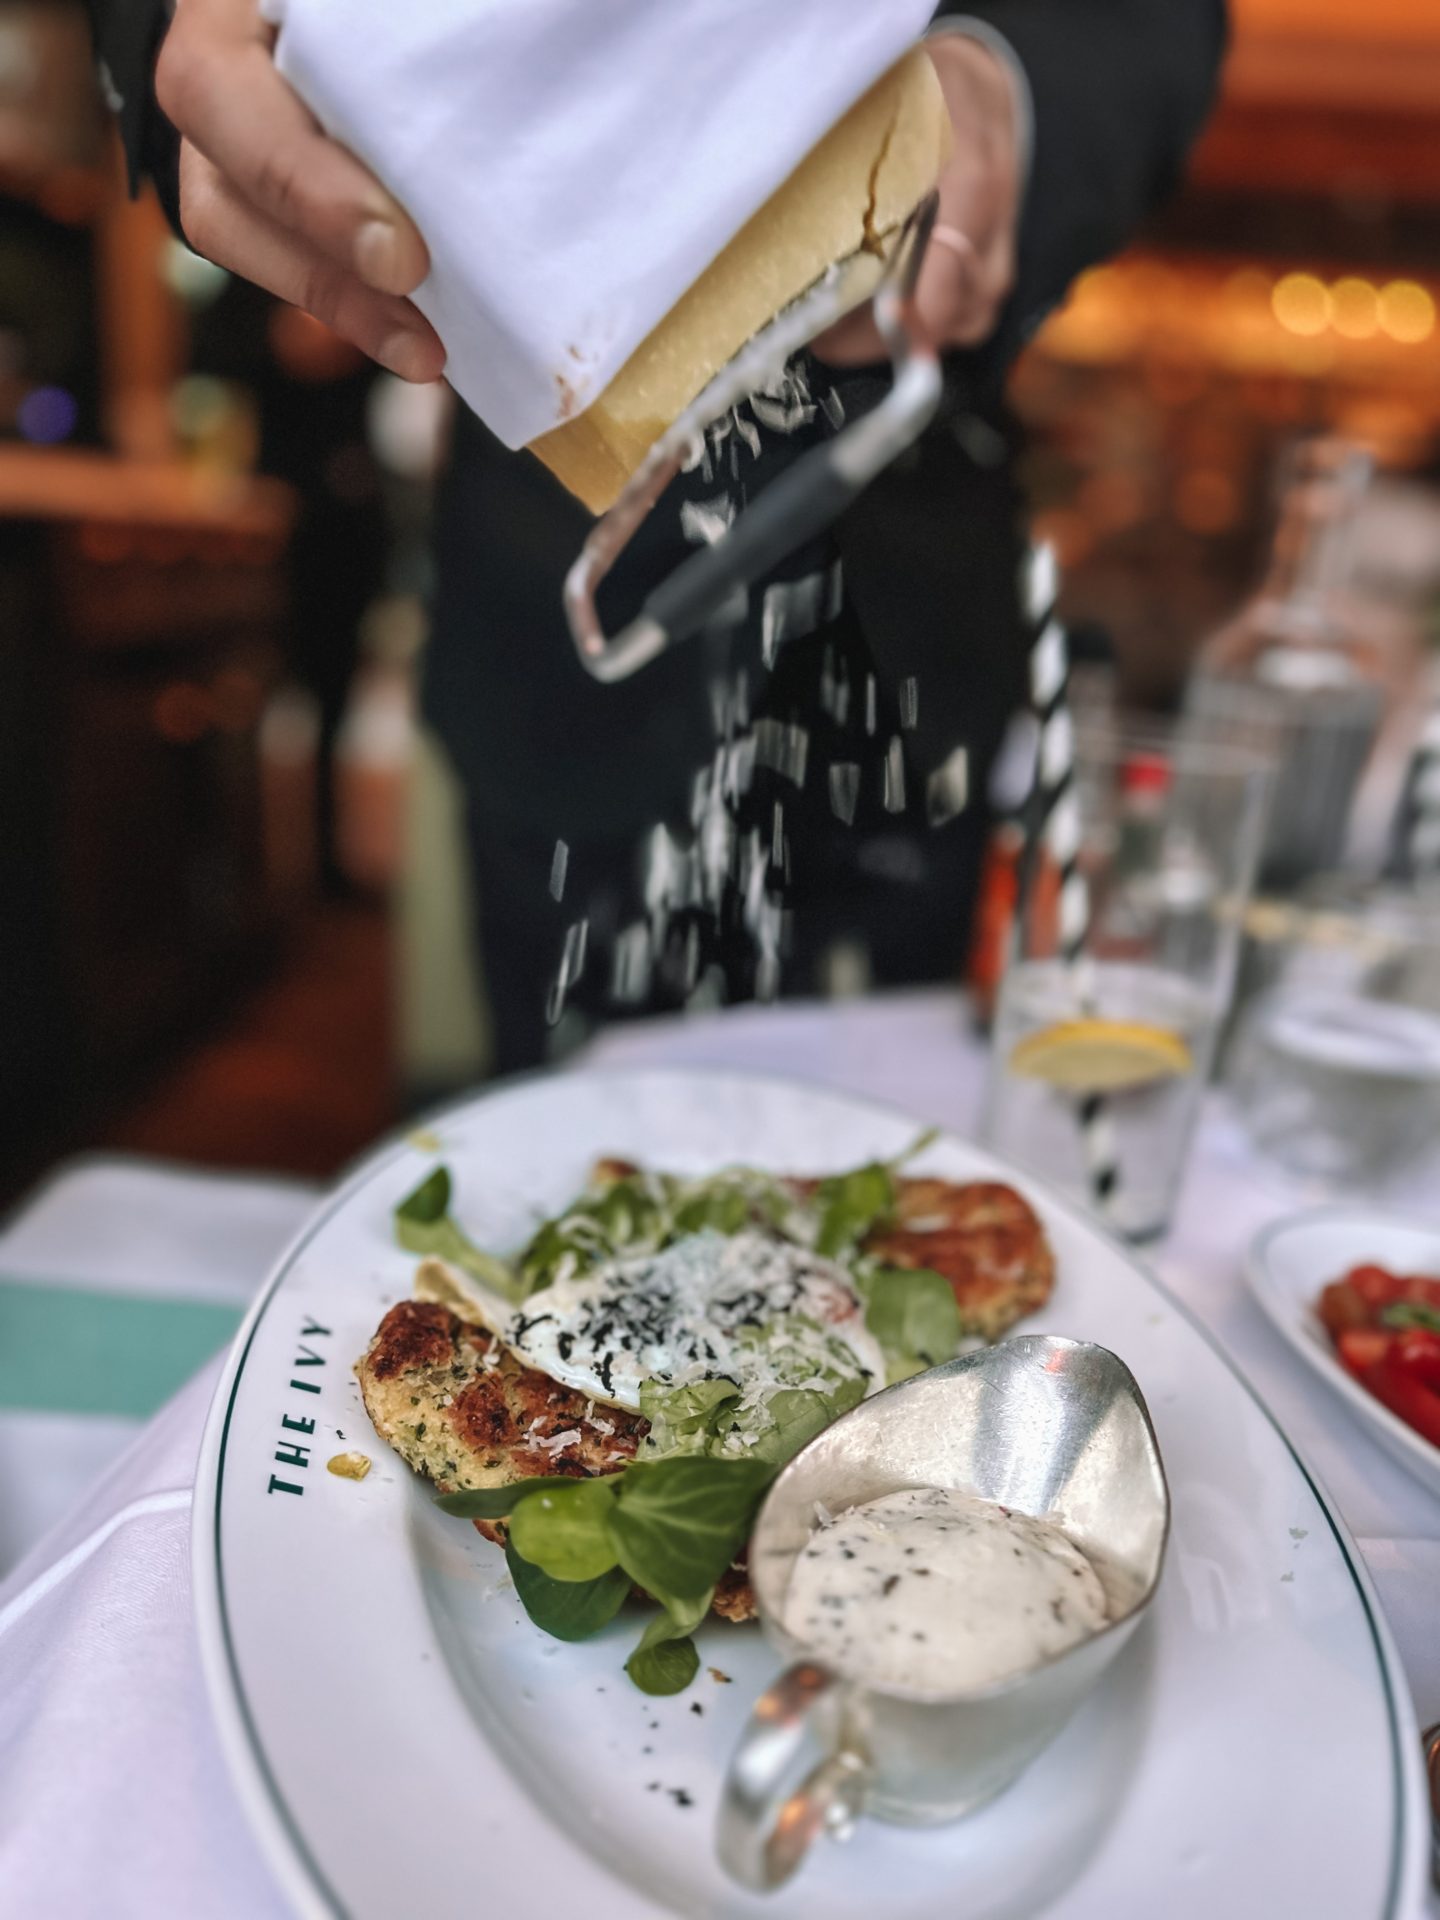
(1247, 1206, 1440, 1503)
(193, 1070, 1427, 1919)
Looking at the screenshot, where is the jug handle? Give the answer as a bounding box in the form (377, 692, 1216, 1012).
(716, 1661, 870, 1891)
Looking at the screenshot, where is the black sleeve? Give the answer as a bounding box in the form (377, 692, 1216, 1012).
(81, 0, 182, 232)
(939, 0, 1228, 354)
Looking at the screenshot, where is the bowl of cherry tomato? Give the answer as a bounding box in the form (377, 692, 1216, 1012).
(1248, 1209, 1440, 1499)
(1317, 1264, 1440, 1452)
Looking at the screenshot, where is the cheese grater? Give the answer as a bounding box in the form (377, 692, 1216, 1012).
(565, 191, 943, 683)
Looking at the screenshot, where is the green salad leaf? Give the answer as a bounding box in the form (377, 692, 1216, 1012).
(809, 1128, 940, 1259)
(517, 1174, 672, 1293)
(672, 1183, 752, 1237)
(1380, 1301, 1440, 1334)
(854, 1264, 963, 1383)
(504, 1542, 630, 1642)
(434, 1475, 591, 1520)
(813, 1161, 895, 1259)
(626, 1635, 702, 1696)
(394, 1167, 526, 1301)
(624, 1590, 710, 1696)
(396, 1165, 451, 1225)
(508, 1478, 621, 1582)
(608, 1455, 776, 1601)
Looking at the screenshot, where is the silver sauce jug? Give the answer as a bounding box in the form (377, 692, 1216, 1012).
(717, 1335, 1169, 1890)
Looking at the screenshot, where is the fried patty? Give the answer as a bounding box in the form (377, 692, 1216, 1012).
(359, 1166, 1054, 1625)
(864, 1178, 1055, 1340)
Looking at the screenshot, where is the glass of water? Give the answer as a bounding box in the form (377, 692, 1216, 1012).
(1228, 880, 1440, 1185)
(982, 726, 1270, 1241)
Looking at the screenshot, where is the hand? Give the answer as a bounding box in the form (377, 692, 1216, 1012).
(812, 33, 1021, 365)
(156, 0, 446, 383)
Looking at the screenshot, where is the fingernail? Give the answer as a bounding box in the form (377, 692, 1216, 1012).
(355, 217, 408, 292)
(378, 323, 441, 382)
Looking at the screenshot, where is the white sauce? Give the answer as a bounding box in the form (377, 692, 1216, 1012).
(782, 1487, 1109, 1692)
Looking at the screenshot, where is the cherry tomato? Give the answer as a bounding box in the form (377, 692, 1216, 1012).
(1360, 1358, 1440, 1450)
(1394, 1330, 1440, 1391)
(1337, 1328, 1392, 1377)
(1344, 1265, 1405, 1308)
(1317, 1281, 1369, 1337)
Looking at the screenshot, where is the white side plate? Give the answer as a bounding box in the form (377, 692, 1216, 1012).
(1247, 1206, 1440, 1503)
(193, 1070, 1427, 1919)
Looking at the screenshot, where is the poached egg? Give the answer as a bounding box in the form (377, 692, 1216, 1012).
(421, 1228, 884, 1414)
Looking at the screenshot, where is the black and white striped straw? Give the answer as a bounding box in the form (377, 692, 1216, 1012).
(1391, 706, 1440, 882)
(1022, 543, 1120, 1214)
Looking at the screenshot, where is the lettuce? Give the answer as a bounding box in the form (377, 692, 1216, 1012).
(636, 1377, 742, 1459)
(744, 1381, 865, 1463)
(637, 1317, 872, 1470)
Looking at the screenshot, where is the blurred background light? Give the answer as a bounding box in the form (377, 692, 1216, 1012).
(1377, 280, 1436, 346)
(162, 238, 230, 310)
(1329, 277, 1380, 341)
(1271, 272, 1331, 337)
(16, 383, 78, 443)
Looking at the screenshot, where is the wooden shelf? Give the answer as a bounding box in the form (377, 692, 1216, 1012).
(0, 446, 293, 532)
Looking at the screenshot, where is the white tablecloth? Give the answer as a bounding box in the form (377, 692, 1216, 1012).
(0, 993, 1435, 1916)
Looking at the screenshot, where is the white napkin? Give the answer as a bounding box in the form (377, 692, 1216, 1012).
(263, 0, 936, 447)
(0, 1159, 315, 1579)
(0, 1358, 287, 1918)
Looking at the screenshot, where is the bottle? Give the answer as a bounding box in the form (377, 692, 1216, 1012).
(1187, 436, 1383, 890)
(1098, 751, 1172, 955)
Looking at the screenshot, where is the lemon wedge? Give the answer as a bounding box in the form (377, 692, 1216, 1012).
(1009, 1019, 1194, 1093)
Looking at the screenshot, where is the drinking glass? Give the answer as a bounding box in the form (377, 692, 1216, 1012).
(1227, 878, 1440, 1185)
(981, 726, 1270, 1241)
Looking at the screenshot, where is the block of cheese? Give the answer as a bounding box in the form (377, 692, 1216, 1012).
(528, 47, 948, 514)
